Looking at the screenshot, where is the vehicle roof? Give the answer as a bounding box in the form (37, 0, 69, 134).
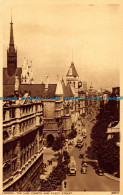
(70, 156, 75, 160)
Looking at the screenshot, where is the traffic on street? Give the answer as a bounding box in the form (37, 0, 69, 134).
(65, 118, 120, 191)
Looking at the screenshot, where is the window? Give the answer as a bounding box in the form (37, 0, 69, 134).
(36, 105, 38, 112)
(13, 127, 15, 136)
(12, 109, 15, 118)
(3, 111, 6, 121)
(9, 110, 12, 118)
(3, 131, 9, 140)
(74, 82, 75, 88)
(12, 161, 16, 172)
(9, 109, 15, 118)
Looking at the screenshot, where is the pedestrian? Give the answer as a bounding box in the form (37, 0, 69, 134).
(64, 181, 67, 188)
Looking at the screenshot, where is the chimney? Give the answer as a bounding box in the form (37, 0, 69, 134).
(15, 75, 19, 91)
(55, 75, 63, 96)
(14, 76, 19, 100)
(45, 75, 49, 90)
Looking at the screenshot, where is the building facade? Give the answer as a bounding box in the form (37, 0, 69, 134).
(3, 92, 44, 191)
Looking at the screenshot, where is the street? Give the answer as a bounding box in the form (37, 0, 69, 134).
(65, 119, 120, 191)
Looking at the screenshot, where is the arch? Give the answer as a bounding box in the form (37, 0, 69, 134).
(47, 134, 54, 147)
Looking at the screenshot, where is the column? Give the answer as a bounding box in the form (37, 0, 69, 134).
(36, 130, 39, 152)
(16, 140, 21, 170)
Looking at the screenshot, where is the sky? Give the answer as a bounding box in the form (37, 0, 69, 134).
(1, 0, 122, 90)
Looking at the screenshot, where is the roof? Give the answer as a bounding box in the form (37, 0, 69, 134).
(61, 79, 68, 96)
(20, 84, 45, 97)
(3, 84, 57, 98)
(3, 85, 15, 97)
(3, 68, 22, 85)
(45, 84, 57, 97)
(66, 83, 74, 97)
(66, 62, 79, 77)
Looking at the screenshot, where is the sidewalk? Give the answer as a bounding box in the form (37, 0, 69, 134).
(104, 173, 120, 182)
(41, 148, 57, 179)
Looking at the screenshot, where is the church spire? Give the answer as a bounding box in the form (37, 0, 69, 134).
(7, 16, 17, 76)
(72, 49, 73, 63)
(9, 15, 14, 47)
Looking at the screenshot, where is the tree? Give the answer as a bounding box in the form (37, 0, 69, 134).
(98, 139, 120, 174)
(90, 93, 120, 176)
(63, 151, 70, 165)
(52, 135, 65, 151)
(68, 129, 77, 139)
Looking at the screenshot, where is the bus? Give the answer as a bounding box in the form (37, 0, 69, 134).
(68, 156, 76, 176)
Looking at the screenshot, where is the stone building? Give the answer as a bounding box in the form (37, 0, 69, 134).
(42, 77, 74, 146)
(3, 84, 44, 191)
(106, 121, 120, 147)
(21, 58, 34, 84)
(3, 17, 43, 191)
(78, 81, 87, 117)
(66, 61, 79, 97)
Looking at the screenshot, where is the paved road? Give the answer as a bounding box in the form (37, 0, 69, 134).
(65, 119, 120, 191)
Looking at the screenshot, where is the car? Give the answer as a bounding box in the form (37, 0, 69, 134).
(76, 138, 84, 148)
(95, 168, 104, 176)
(83, 134, 86, 138)
(79, 153, 84, 158)
(82, 160, 88, 167)
(81, 166, 87, 174)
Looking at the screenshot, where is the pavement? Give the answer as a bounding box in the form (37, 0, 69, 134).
(41, 148, 57, 179)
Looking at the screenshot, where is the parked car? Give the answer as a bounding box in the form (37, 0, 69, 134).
(81, 166, 87, 174)
(79, 153, 84, 158)
(95, 168, 104, 176)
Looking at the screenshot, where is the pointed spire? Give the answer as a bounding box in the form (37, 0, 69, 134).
(90, 82, 93, 88)
(72, 49, 73, 63)
(66, 61, 79, 77)
(22, 57, 26, 67)
(55, 76, 64, 96)
(7, 15, 17, 76)
(9, 15, 14, 46)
